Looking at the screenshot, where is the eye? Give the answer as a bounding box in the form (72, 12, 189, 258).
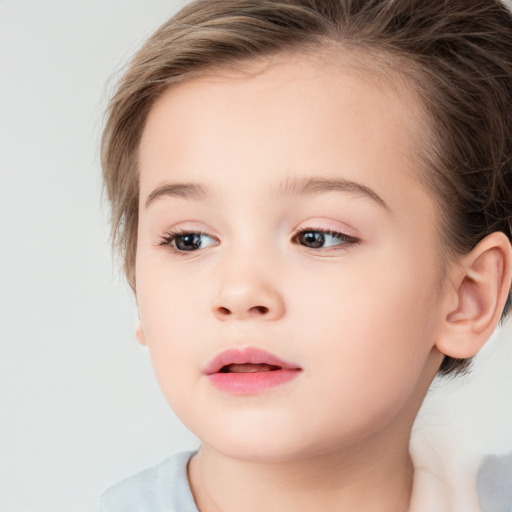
(159, 229, 219, 253)
(292, 228, 358, 250)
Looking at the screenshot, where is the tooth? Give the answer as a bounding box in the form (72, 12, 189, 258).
(227, 363, 275, 373)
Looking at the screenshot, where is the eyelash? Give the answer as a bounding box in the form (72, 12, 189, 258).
(158, 227, 359, 256)
(291, 227, 359, 251)
(158, 228, 216, 256)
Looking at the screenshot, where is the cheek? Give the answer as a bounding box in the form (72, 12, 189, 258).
(135, 256, 205, 392)
(136, 243, 209, 333)
(292, 275, 439, 444)
(297, 251, 440, 389)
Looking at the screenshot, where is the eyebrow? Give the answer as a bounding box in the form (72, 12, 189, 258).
(145, 182, 213, 208)
(275, 176, 390, 211)
(145, 176, 390, 212)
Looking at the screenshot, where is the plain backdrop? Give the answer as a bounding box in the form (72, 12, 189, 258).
(0, 1, 511, 511)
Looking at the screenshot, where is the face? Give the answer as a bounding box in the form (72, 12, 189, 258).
(135, 53, 446, 462)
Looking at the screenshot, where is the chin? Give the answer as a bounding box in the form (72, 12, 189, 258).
(189, 418, 306, 462)
(194, 419, 343, 464)
(208, 439, 313, 463)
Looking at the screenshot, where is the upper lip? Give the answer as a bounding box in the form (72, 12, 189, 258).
(203, 347, 302, 375)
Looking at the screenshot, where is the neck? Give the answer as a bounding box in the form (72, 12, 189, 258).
(188, 426, 414, 512)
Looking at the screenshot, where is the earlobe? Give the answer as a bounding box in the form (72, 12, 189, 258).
(135, 320, 147, 346)
(435, 232, 512, 359)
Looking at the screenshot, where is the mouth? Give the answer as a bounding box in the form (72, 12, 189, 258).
(219, 363, 282, 373)
(204, 347, 302, 395)
(203, 347, 301, 375)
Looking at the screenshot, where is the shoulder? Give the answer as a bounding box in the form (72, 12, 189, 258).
(99, 450, 199, 512)
(476, 451, 512, 512)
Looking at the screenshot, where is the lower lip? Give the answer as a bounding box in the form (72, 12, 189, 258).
(207, 369, 301, 394)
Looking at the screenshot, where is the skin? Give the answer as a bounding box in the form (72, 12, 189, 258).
(134, 52, 511, 511)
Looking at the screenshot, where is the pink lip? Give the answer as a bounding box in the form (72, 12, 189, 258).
(203, 347, 302, 395)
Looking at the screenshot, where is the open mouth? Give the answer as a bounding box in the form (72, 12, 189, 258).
(205, 348, 302, 394)
(204, 347, 301, 375)
(219, 363, 282, 373)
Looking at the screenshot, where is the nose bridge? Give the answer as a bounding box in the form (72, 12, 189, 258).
(211, 241, 285, 321)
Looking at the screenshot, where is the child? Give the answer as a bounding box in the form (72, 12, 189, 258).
(99, 0, 512, 510)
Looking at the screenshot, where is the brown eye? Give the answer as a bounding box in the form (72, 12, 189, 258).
(174, 233, 203, 251)
(293, 229, 357, 249)
(159, 230, 219, 253)
(297, 230, 326, 248)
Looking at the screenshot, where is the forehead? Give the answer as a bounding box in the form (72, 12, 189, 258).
(142, 51, 421, 152)
(138, 51, 435, 226)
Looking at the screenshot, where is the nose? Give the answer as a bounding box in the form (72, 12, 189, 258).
(211, 269, 286, 322)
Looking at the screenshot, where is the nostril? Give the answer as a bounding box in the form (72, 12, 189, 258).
(251, 306, 269, 314)
(214, 304, 271, 318)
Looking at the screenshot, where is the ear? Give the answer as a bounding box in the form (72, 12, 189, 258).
(435, 232, 512, 359)
(135, 320, 147, 346)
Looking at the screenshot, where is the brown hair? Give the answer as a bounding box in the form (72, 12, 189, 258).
(101, 0, 512, 375)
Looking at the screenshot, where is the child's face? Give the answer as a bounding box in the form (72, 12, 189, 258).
(135, 53, 447, 461)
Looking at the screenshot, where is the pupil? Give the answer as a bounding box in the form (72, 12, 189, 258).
(302, 231, 324, 248)
(176, 233, 201, 251)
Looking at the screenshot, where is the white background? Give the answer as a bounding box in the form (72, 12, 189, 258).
(0, 1, 511, 511)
